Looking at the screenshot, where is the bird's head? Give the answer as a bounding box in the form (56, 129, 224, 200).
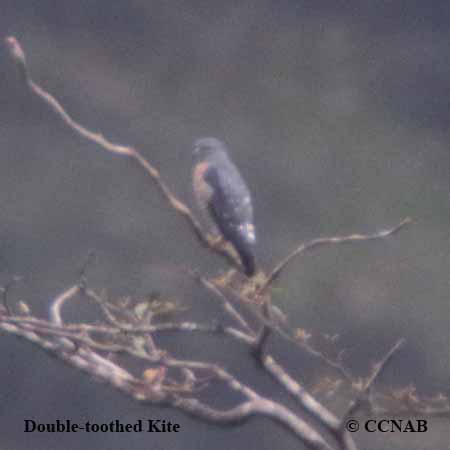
(193, 137, 228, 160)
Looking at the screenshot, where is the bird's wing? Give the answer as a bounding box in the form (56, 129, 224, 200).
(203, 164, 255, 245)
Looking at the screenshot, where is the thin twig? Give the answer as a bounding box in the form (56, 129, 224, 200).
(339, 338, 406, 429)
(49, 285, 80, 325)
(258, 217, 412, 296)
(251, 301, 272, 359)
(0, 276, 23, 315)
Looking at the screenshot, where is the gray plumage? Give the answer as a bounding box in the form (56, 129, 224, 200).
(192, 137, 256, 276)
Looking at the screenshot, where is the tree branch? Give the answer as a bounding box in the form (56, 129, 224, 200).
(5, 36, 238, 271)
(257, 217, 412, 296)
(337, 338, 406, 447)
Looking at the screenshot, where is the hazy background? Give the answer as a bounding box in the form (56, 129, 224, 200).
(1, 1, 450, 449)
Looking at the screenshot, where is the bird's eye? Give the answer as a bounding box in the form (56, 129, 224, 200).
(193, 142, 213, 156)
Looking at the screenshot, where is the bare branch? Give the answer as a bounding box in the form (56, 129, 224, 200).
(199, 274, 358, 382)
(260, 354, 357, 450)
(263, 355, 340, 428)
(0, 313, 140, 394)
(251, 300, 273, 358)
(339, 338, 406, 430)
(0, 276, 23, 315)
(0, 308, 335, 450)
(369, 386, 450, 418)
(170, 397, 335, 450)
(258, 217, 412, 295)
(5, 36, 239, 272)
(187, 269, 255, 335)
(252, 400, 335, 450)
(49, 285, 80, 325)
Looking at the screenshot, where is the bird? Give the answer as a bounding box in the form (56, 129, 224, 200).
(192, 137, 256, 276)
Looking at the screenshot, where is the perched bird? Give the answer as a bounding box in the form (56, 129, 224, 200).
(192, 137, 256, 276)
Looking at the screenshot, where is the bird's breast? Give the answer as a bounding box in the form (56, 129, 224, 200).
(192, 161, 213, 207)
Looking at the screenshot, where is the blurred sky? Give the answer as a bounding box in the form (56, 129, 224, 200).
(1, 1, 450, 449)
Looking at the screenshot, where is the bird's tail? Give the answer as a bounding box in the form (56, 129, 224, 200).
(234, 239, 256, 277)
